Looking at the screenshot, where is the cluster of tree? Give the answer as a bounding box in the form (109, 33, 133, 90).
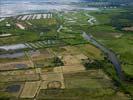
(79, 0, 133, 7)
(110, 8, 133, 30)
(52, 57, 64, 66)
(83, 0, 133, 4)
(82, 59, 104, 70)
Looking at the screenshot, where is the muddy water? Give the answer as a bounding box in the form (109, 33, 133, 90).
(0, 52, 25, 58)
(0, 44, 27, 51)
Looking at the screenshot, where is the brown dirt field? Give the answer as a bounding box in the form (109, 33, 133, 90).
(0, 82, 24, 98)
(53, 67, 62, 73)
(31, 49, 53, 60)
(54, 65, 85, 74)
(40, 72, 65, 89)
(52, 46, 81, 56)
(0, 55, 28, 63)
(123, 27, 133, 31)
(0, 69, 40, 82)
(20, 81, 41, 98)
(53, 45, 101, 62)
(76, 44, 102, 59)
(41, 72, 64, 81)
(62, 55, 81, 65)
(61, 65, 85, 73)
(47, 81, 62, 89)
(62, 46, 81, 55)
(75, 54, 88, 60)
(41, 80, 65, 89)
(0, 69, 36, 75)
(16, 23, 25, 30)
(0, 74, 40, 82)
(0, 61, 32, 71)
(62, 53, 88, 66)
(35, 68, 42, 74)
(30, 50, 41, 57)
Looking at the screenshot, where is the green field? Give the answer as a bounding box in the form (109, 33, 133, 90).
(86, 9, 133, 79)
(0, 7, 133, 99)
(38, 71, 130, 100)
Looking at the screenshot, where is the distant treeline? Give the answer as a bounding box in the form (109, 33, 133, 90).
(83, 0, 133, 4)
(110, 7, 133, 30)
(78, 0, 133, 7)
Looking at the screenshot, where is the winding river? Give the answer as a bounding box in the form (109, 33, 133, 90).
(82, 32, 124, 80)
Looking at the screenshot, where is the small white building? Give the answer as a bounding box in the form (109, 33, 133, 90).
(6, 22, 11, 27)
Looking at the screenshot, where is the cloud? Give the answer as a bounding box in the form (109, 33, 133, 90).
(0, 0, 98, 17)
(0, 1, 75, 17)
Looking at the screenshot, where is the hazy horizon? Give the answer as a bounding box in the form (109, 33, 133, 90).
(0, 0, 97, 17)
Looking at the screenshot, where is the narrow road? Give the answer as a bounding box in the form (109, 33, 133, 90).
(82, 32, 124, 80)
(57, 25, 63, 33)
(85, 13, 97, 25)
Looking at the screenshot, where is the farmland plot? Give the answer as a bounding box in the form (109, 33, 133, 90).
(16, 13, 53, 21)
(21, 15, 29, 20)
(43, 14, 47, 18)
(27, 15, 33, 20)
(38, 70, 129, 100)
(25, 40, 60, 49)
(20, 81, 41, 98)
(62, 55, 82, 65)
(25, 43, 38, 49)
(47, 14, 52, 18)
(0, 82, 24, 98)
(0, 69, 39, 82)
(75, 54, 88, 60)
(0, 74, 39, 82)
(31, 49, 53, 60)
(16, 23, 25, 30)
(36, 14, 42, 19)
(54, 65, 85, 74)
(17, 16, 22, 20)
(0, 18, 5, 22)
(0, 61, 33, 71)
(32, 14, 37, 19)
(26, 21, 32, 25)
(40, 72, 65, 89)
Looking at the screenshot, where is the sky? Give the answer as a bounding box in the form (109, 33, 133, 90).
(1, 0, 83, 3)
(0, 0, 97, 17)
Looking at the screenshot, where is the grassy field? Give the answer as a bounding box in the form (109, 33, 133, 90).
(56, 8, 133, 96)
(83, 8, 133, 96)
(0, 15, 58, 45)
(0, 8, 132, 99)
(86, 9, 133, 79)
(38, 70, 130, 100)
